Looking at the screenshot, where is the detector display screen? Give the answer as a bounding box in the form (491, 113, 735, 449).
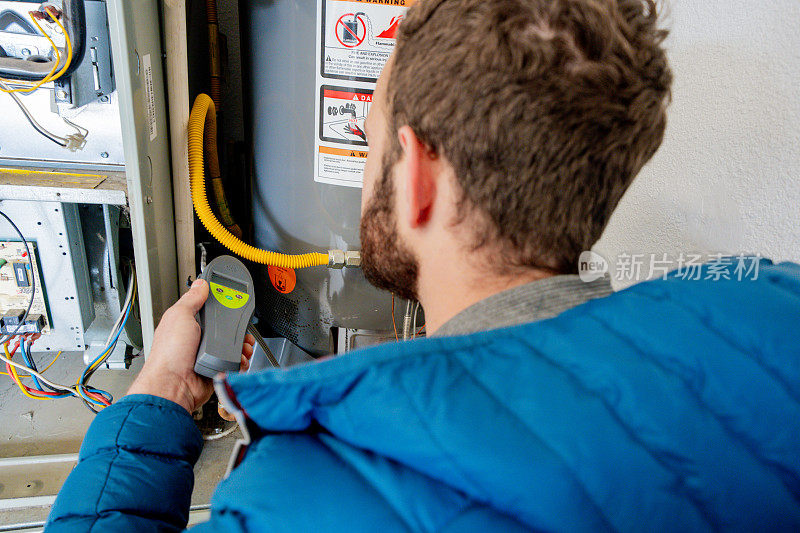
(210, 273, 247, 293)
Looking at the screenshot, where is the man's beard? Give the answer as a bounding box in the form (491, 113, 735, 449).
(360, 156, 419, 301)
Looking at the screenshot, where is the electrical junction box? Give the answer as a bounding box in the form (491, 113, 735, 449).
(0, 200, 95, 352)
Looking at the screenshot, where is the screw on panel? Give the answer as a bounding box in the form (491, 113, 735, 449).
(100, 152, 109, 158)
(99, 95, 109, 103)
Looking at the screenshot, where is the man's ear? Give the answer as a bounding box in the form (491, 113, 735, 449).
(397, 125, 436, 229)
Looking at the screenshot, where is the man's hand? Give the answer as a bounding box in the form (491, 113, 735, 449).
(127, 278, 255, 413)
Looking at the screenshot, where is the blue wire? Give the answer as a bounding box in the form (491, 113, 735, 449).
(6, 303, 128, 406)
(77, 386, 110, 406)
(15, 339, 70, 398)
(78, 297, 132, 405)
(22, 340, 69, 396)
(82, 301, 130, 381)
(86, 386, 113, 402)
(11, 293, 132, 406)
(20, 339, 47, 392)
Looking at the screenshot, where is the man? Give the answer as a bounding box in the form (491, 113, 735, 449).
(48, 0, 800, 531)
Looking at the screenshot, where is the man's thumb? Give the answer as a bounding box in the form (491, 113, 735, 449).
(179, 278, 209, 312)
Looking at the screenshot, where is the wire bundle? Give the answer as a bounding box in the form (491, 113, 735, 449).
(0, 285, 135, 414)
(1, 335, 111, 411)
(0, 209, 135, 414)
(78, 271, 136, 413)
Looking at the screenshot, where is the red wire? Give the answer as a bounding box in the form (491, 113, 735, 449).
(4, 335, 111, 406)
(4, 337, 109, 404)
(82, 389, 111, 405)
(10, 370, 65, 396)
(4, 339, 64, 397)
(4, 359, 63, 396)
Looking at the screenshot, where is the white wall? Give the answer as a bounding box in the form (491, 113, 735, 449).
(594, 0, 800, 288)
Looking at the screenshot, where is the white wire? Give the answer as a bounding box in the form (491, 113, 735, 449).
(62, 116, 88, 137)
(0, 272, 135, 397)
(0, 345, 78, 394)
(203, 423, 239, 441)
(0, 82, 69, 146)
(101, 269, 136, 350)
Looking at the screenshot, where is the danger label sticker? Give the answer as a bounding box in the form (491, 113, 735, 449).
(319, 85, 372, 147)
(320, 0, 416, 82)
(317, 146, 368, 188)
(314, 0, 414, 187)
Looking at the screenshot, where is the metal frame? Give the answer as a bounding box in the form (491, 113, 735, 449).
(0, 454, 78, 505)
(0, 2, 182, 526)
(0, 0, 125, 169)
(80, 204, 142, 367)
(106, 0, 178, 353)
(54, 0, 116, 108)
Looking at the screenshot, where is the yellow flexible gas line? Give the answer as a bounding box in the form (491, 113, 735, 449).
(188, 94, 329, 268)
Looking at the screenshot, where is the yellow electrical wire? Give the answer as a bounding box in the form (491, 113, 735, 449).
(5, 344, 50, 401)
(0, 349, 61, 377)
(42, 7, 72, 82)
(188, 93, 329, 268)
(41, 349, 62, 372)
(0, 14, 60, 94)
(85, 332, 116, 374)
(0, 9, 72, 94)
(86, 278, 137, 375)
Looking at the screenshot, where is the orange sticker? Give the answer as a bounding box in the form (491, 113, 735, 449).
(268, 266, 297, 294)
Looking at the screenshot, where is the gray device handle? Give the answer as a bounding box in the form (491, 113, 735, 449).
(194, 255, 255, 378)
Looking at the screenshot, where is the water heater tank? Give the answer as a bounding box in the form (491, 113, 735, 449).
(242, 1, 415, 356)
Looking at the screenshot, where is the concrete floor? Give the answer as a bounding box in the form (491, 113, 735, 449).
(0, 350, 238, 529)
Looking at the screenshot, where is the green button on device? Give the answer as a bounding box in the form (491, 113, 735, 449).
(194, 255, 256, 379)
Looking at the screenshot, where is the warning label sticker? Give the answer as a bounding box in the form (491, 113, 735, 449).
(320, 0, 416, 83)
(319, 85, 372, 147)
(317, 146, 369, 188)
(142, 54, 157, 141)
(314, 0, 414, 187)
(268, 266, 297, 295)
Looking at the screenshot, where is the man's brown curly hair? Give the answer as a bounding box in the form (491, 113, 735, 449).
(387, 0, 672, 273)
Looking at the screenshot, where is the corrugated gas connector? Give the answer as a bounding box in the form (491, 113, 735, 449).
(328, 250, 361, 269)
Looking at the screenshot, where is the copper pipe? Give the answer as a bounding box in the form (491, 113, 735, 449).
(206, 0, 222, 110)
(204, 0, 240, 237)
